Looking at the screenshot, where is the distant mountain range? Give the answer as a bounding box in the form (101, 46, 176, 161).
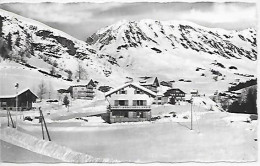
(87, 19, 256, 61)
(0, 9, 257, 95)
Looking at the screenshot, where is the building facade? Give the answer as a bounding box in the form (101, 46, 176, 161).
(105, 83, 156, 123)
(138, 77, 160, 93)
(68, 80, 95, 100)
(164, 88, 186, 104)
(0, 89, 37, 110)
(190, 89, 199, 97)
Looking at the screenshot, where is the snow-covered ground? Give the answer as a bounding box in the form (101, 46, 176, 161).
(1, 140, 60, 163)
(0, 100, 257, 163)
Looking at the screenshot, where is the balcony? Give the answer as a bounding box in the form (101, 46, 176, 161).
(110, 105, 151, 110)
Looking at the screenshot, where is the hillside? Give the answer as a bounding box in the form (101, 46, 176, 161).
(0, 9, 128, 94)
(86, 19, 257, 94)
(0, 9, 257, 97)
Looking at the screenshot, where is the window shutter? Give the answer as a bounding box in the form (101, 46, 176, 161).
(133, 100, 137, 106)
(125, 90, 127, 94)
(115, 100, 119, 106)
(143, 100, 147, 106)
(133, 112, 137, 118)
(125, 100, 129, 106)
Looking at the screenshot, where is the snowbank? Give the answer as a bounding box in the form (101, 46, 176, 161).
(223, 113, 251, 122)
(192, 96, 222, 112)
(0, 128, 115, 163)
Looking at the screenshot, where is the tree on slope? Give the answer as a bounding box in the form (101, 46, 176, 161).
(76, 61, 87, 81)
(63, 95, 70, 111)
(228, 86, 257, 114)
(7, 33, 12, 50)
(0, 38, 10, 60)
(245, 87, 257, 114)
(0, 16, 3, 37)
(37, 81, 48, 101)
(15, 33, 21, 47)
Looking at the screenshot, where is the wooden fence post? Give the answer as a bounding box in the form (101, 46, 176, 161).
(39, 107, 51, 141)
(39, 109, 45, 140)
(8, 110, 15, 128)
(7, 109, 9, 127)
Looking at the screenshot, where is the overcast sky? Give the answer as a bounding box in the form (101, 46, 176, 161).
(0, 2, 256, 40)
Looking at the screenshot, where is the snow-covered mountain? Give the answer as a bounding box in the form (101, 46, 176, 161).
(0, 9, 129, 94)
(86, 19, 257, 94)
(0, 9, 257, 96)
(87, 19, 256, 60)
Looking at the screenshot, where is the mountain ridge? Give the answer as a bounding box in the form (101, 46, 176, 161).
(0, 9, 257, 96)
(86, 19, 256, 61)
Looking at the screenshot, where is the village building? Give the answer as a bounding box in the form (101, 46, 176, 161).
(138, 77, 160, 93)
(105, 83, 156, 123)
(190, 89, 199, 97)
(68, 79, 95, 100)
(164, 88, 186, 105)
(152, 93, 168, 105)
(0, 88, 38, 110)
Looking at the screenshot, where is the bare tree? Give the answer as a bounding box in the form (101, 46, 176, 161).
(66, 69, 73, 80)
(37, 80, 48, 101)
(63, 95, 70, 112)
(48, 82, 54, 99)
(50, 66, 56, 75)
(76, 61, 87, 81)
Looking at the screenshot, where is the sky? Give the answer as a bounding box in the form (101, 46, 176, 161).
(0, 1, 257, 40)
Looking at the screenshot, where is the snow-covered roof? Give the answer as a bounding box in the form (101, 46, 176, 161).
(190, 89, 198, 93)
(105, 83, 156, 97)
(156, 85, 170, 96)
(0, 88, 37, 98)
(69, 79, 95, 88)
(137, 77, 158, 86)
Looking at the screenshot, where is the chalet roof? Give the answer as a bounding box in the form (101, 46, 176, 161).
(0, 88, 38, 99)
(164, 88, 186, 96)
(137, 77, 159, 86)
(105, 83, 157, 97)
(69, 79, 95, 88)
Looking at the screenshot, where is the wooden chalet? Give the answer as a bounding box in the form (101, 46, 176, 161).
(0, 88, 37, 110)
(164, 88, 186, 104)
(138, 76, 160, 93)
(190, 89, 199, 97)
(68, 79, 95, 100)
(105, 83, 156, 123)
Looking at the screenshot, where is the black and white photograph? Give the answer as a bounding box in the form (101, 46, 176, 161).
(0, 0, 258, 164)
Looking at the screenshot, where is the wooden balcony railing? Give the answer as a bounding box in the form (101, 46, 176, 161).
(110, 105, 151, 110)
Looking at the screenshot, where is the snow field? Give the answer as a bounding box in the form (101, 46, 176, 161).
(0, 127, 115, 163)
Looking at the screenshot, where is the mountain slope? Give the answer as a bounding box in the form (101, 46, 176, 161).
(86, 19, 257, 95)
(87, 19, 256, 60)
(0, 9, 257, 96)
(0, 9, 129, 94)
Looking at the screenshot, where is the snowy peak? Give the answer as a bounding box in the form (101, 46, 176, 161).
(86, 19, 257, 61)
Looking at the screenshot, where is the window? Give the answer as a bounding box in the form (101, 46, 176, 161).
(133, 100, 147, 106)
(135, 111, 145, 118)
(115, 100, 128, 106)
(119, 89, 127, 94)
(134, 89, 143, 94)
(1, 102, 7, 107)
(157, 97, 162, 100)
(112, 111, 128, 117)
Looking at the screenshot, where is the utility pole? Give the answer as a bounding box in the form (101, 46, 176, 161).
(15, 83, 19, 129)
(190, 97, 193, 130)
(39, 107, 51, 141)
(7, 109, 9, 127)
